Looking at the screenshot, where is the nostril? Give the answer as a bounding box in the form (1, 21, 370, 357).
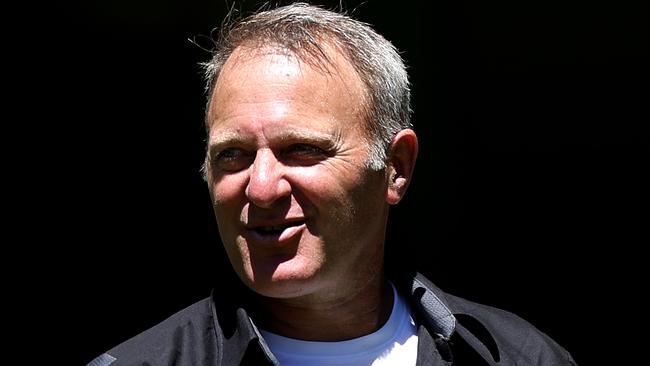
(245, 172, 291, 209)
(245, 153, 286, 207)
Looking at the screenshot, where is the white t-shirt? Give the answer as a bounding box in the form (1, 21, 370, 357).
(259, 283, 418, 366)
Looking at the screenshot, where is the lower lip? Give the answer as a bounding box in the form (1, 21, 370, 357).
(246, 223, 306, 244)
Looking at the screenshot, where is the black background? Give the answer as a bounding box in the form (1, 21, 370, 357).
(17, 0, 646, 364)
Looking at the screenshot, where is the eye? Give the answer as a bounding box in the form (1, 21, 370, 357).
(211, 148, 254, 172)
(288, 143, 324, 155)
(282, 143, 329, 164)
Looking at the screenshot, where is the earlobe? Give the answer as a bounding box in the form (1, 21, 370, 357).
(386, 129, 418, 205)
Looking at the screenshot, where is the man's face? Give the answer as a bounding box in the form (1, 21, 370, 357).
(205, 47, 391, 300)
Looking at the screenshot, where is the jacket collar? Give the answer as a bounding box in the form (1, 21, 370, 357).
(209, 278, 278, 365)
(208, 271, 461, 364)
(394, 272, 457, 340)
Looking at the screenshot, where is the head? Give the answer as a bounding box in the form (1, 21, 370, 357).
(202, 3, 418, 301)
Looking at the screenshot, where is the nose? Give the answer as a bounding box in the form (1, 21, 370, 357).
(245, 149, 291, 208)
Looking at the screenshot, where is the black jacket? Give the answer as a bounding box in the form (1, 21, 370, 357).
(89, 273, 575, 365)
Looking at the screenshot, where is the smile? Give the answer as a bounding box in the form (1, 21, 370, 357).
(256, 223, 298, 234)
(245, 220, 307, 243)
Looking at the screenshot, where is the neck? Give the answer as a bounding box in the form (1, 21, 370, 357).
(255, 271, 394, 341)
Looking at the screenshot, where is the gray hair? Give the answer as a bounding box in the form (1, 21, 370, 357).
(202, 2, 411, 170)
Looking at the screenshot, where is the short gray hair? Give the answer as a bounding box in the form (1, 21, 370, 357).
(202, 2, 411, 170)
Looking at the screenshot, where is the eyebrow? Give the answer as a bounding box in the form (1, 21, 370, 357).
(274, 130, 340, 146)
(207, 131, 246, 160)
(207, 131, 245, 149)
(207, 129, 340, 155)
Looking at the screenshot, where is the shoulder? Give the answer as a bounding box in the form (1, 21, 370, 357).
(400, 273, 576, 365)
(88, 297, 219, 366)
(444, 292, 576, 365)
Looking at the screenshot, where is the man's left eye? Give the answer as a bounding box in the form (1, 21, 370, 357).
(288, 144, 325, 155)
(283, 144, 328, 163)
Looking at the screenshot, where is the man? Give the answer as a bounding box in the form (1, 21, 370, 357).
(89, 3, 575, 365)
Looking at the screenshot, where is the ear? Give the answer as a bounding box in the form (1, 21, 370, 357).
(385, 129, 418, 205)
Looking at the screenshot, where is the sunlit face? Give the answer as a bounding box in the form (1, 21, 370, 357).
(205, 46, 391, 300)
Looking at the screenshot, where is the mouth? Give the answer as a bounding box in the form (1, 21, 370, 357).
(245, 220, 307, 243)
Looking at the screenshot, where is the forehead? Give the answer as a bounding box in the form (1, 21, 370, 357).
(219, 42, 360, 86)
(207, 44, 367, 127)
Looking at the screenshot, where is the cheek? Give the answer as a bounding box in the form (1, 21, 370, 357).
(211, 174, 247, 207)
(318, 170, 387, 230)
(297, 164, 361, 197)
(210, 177, 248, 240)
(296, 176, 350, 218)
(296, 172, 364, 230)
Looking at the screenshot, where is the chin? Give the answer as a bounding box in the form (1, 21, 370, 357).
(246, 261, 323, 299)
(251, 282, 310, 299)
